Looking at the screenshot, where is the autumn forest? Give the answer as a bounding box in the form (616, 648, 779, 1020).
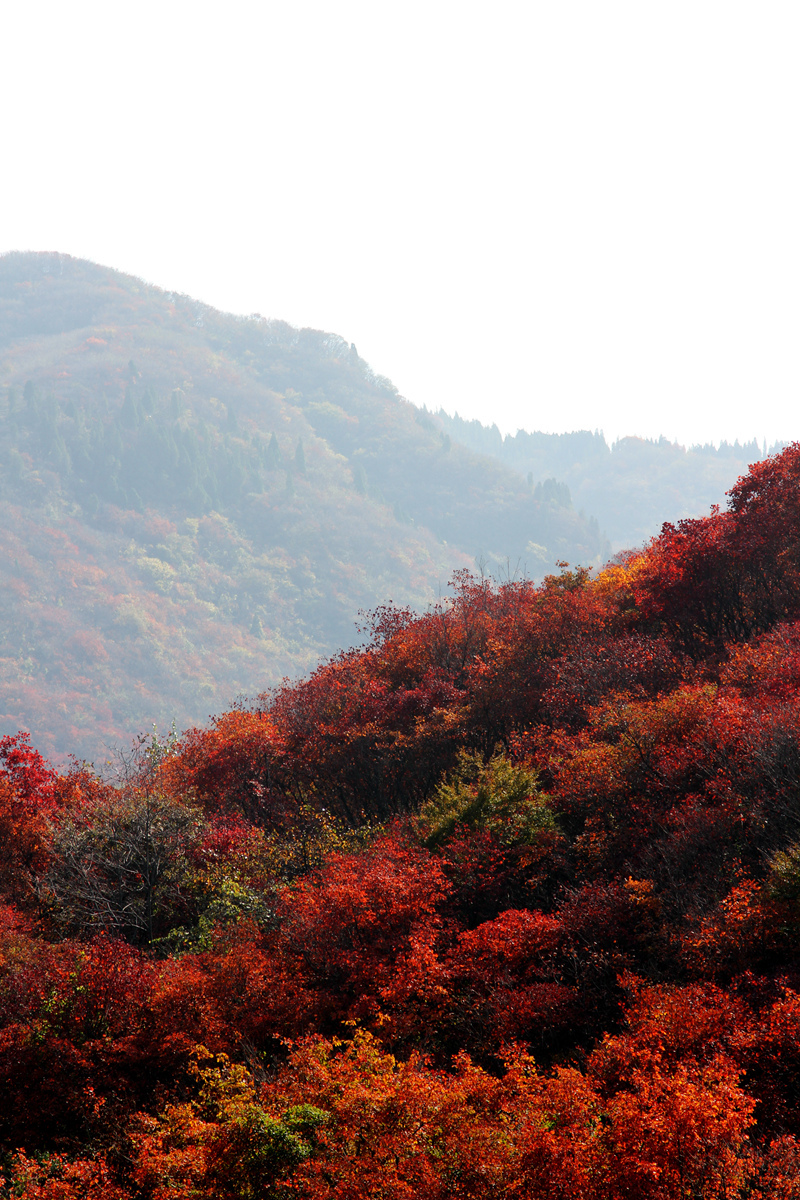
(0, 253, 769, 766)
(3, 254, 800, 1197)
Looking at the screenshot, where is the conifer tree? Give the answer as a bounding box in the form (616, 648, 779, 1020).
(266, 432, 281, 469)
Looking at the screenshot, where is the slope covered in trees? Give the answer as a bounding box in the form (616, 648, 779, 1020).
(435, 409, 783, 550)
(4, 445, 800, 1195)
(0, 252, 608, 762)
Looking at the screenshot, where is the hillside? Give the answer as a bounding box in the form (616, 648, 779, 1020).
(3, 445, 800, 1195)
(0, 252, 608, 762)
(435, 409, 783, 550)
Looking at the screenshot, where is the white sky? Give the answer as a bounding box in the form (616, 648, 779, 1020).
(1, 1, 798, 446)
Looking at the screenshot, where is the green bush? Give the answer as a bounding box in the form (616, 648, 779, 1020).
(419, 750, 556, 848)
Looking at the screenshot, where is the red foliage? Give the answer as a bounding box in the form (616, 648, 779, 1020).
(0, 731, 57, 812)
(0, 934, 157, 1147)
(0, 733, 61, 904)
(630, 442, 800, 648)
(274, 831, 450, 1028)
(10, 446, 800, 1189)
(163, 709, 286, 824)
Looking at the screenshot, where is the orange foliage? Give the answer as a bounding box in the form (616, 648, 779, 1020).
(10, 446, 800, 1191)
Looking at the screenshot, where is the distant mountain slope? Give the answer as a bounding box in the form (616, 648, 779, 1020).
(435, 410, 783, 550)
(0, 252, 608, 761)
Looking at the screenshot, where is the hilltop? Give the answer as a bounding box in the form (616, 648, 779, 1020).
(0, 252, 608, 761)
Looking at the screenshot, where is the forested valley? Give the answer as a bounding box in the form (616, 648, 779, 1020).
(0, 252, 608, 764)
(3, 440, 800, 1196)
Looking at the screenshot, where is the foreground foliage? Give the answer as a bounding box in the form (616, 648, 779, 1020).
(6, 445, 800, 1194)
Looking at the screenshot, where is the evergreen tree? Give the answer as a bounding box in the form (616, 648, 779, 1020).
(295, 438, 307, 475)
(266, 432, 282, 469)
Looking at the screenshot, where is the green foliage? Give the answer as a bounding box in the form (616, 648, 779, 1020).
(212, 1105, 312, 1197)
(767, 841, 800, 907)
(420, 750, 556, 848)
(155, 877, 275, 956)
(281, 1104, 330, 1138)
(184, 1051, 325, 1198)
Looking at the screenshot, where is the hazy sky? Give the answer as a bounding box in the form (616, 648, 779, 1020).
(2, 1, 798, 446)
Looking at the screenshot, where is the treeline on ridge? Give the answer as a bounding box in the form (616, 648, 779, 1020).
(435, 407, 785, 550)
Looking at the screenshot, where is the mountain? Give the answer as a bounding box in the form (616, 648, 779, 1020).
(0, 252, 608, 762)
(435, 409, 783, 550)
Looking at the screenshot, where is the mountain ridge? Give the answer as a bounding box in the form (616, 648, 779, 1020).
(0, 251, 607, 761)
(434, 408, 783, 549)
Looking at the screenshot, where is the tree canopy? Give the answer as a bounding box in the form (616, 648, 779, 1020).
(4, 444, 800, 1194)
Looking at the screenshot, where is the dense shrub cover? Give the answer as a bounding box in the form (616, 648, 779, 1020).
(5, 446, 800, 1195)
